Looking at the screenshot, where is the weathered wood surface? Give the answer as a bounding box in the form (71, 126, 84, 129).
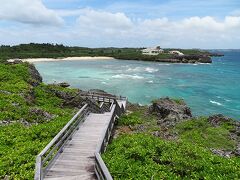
(44, 112, 113, 180)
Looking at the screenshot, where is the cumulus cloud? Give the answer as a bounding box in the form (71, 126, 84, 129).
(76, 9, 133, 31)
(0, 7, 240, 48)
(71, 9, 240, 47)
(0, 0, 63, 26)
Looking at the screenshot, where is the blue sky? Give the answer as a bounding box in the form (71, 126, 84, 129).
(0, 0, 240, 48)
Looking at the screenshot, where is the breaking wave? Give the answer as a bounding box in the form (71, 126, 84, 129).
(126, 67, 158, 73)
(112, 74, 144, 80)
(210, 100, 223, 106)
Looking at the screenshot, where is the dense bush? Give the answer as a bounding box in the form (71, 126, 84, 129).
(118, 112, 144, 126)
(175, 117, 236, 150)
(103, 134, 240, 179)
(0, 63, 77, 179)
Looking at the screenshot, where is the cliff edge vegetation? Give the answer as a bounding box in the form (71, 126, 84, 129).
(103, 100, 240, 179)
(0, 62, 82, 179)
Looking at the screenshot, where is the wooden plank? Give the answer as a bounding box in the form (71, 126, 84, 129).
(42, 100, 127, 180)
(44, 111, 112, 179)
(44, 174, 95, 180)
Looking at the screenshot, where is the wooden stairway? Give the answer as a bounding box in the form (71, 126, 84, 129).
(34, 96, 127, 180)
(44, 112, 114, 180)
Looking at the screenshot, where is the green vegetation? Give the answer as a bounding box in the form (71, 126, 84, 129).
(103, 134, 240, 179)
(0, 43, 226, 179)
(175, 117, 236, 150)
(103, 107, 240, 179)
(118, 112, 144, 126)
(0, 43, 209, 63)
(171, 98, 184, 105)
(0, 62, 78, 179)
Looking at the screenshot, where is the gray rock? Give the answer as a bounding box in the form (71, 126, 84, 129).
(149, 97, 192, 127)
(0, 90, 11, 94)
(28, 64, 42, 86)
(208, 114, 233, 127)
(7, 59, 23, 64)
(29, 108, 54, 122)
(58, 82, 70, 88)
(210, 148, 233, 158)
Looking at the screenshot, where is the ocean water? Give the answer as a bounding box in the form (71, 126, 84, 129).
(34, 51, 240, 119)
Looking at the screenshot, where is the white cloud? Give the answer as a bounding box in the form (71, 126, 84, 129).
(0, 0, 63, 26)
(71, 9, 240, 48)
(0, 7, 240, 48)
(76, 9, 133, 30)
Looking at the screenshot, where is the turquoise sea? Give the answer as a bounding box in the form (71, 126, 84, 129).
(35, 51, 240, 119)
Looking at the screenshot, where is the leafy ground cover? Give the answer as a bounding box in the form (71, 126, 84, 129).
(104, 106, 240, 179)
(103, 134, 240, 179)
(0, 62, 78, 179)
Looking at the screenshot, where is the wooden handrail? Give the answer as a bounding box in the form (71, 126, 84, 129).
(83, 93, 127, 102)
(94, 99, 127, 180)
(34, 94, 127, 180)
(34, 104, 89, 180)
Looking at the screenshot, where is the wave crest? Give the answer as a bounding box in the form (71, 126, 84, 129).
(210, 100, 223, 106)
(112, 74, 144, 80)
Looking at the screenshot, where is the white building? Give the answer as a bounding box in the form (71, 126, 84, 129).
(141, 46, 164, 56)
(169, 50, 184, 56)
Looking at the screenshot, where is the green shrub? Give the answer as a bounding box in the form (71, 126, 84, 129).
(175, 117, 236, 150)
(118, 112, 143, 126)
(103, 134, 240, 179)
(0, 63, 77, 179)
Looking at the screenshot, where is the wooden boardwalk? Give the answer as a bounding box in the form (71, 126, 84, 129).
(43, 100, 126, 180)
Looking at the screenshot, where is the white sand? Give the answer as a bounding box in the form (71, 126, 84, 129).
(21, 56, 115, 63)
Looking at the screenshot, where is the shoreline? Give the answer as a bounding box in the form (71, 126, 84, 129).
(20, 56, 115, 63)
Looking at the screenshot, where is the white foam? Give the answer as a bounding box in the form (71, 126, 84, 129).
(145, 67, 158, 73)
(199, 63, 211, 65)
(158, 63, 170, 66)
(147, 80, 154, 83)
(126, 67, 141, 72)
(101, 81, 107, 84)
(126, 67, 158, 73)
(210, 100, 223, 106)
(112, 74, 144, 80)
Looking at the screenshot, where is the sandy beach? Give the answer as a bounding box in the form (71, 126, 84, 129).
(20, 56, 115, 63)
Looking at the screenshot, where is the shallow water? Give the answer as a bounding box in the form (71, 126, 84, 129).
(35, 51, 240, 119)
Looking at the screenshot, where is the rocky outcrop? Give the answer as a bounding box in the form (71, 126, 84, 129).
(208, 114, 240, 157)
(57, 82, 70, 88)
(116, 54, 213, 63)
(28, 64, 42, 87)
(173, 55, 212, 63)
(6, 59, 23, 64)
(149, 97, 192, 127)
(208, 114, 233, 127)
(29, 108, 54, 122)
